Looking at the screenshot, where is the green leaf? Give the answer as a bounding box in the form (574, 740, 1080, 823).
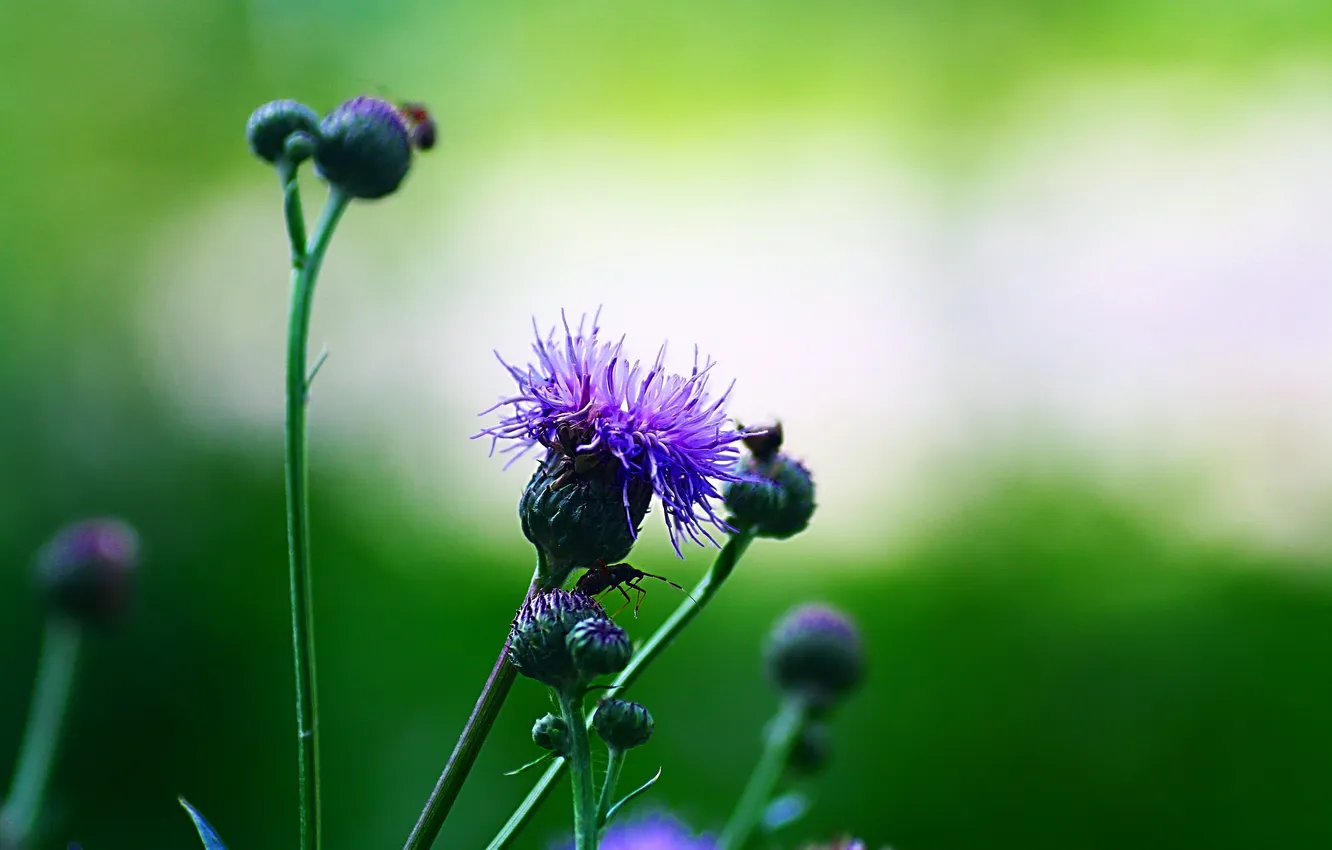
(603, 767, 662, 827)
(504, 753, 556, 777)
(178, 797, 227, 850)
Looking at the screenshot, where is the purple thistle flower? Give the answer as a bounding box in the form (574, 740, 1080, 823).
(559, 813, 718, 850)
(478, 310, 750, 556)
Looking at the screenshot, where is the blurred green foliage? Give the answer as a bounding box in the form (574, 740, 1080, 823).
(3, 0, 1332, 848)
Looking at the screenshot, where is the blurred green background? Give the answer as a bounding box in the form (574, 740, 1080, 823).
(3, 1, 1332, 848)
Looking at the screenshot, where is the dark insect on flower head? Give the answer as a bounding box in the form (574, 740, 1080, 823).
(479, 311, 751, 557)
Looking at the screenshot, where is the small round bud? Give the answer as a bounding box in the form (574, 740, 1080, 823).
(314, 96, 412, 200)
(765, 604, 864, 710)
(246, 100, 321, 164)
(531, 713, 568, 753)
(788, 720, 832, 774)
(724, 437, 815, 540)
(283, 131, 317, 165)
(520, 450, 652, 585)
(592, 699, 654, 751)
(35, 518, 139, 627)
(508, 589, 609, 693)
(567, 617, 632, 680)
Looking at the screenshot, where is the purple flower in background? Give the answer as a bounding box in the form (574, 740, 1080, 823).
(560, 814, 718, 850)
(479, 310, 749, 555)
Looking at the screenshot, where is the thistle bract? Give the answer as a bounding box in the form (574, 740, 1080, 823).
(724, 425, 815, 540)
(765, 604, 864, 709)
(567, 617, 632, 680)
(246, 99, 321, 164)
(592, 698, 654, 751)
(508, 589, 608, 693)
(532, 712, 568, 753)
(314, 96, 412, 200)
(36, 518, 140, 627)
(480, 312, 751, 559)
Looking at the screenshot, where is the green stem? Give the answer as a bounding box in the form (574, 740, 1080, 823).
(276, 159, 308, 266)
(486, 526, 758, 850)
(718, 699, 808, 850)
(0, 619, 83, 850)
(285, 186, 350, 850)
(557, 691, 597, 850)
(595, 748, 624, 829)
(401, 570, 543, 850)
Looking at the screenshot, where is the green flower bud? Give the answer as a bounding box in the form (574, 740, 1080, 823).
(35, 518, 139, 627)
(520, 449, 652, 586)
(531, 713, 568, 754)
(508, 589, 609, 693)
(314, 96, 412, 200)
(567, 617, 632, 681)
(765, 604, 864, 710)
(724, 425, 815, 539)
(283, 131, 317, 165)
(592, 699, 654, 751)
(246, 99, 321, 164)
(788, 720, 832, 775)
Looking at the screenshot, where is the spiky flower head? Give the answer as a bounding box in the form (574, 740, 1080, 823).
(35, 518, 140, 627)
(480, 311, 750, 565)
(508, 589, 609, 693)
(314, 95, 412, 200)
(724, 423, 816, 540)
(592, 698, 654, 751)
(568, 813, 717, 850)
(765, 603, 864, 710)
(531, 713, 568, 754)
(567, 617, 632, 680)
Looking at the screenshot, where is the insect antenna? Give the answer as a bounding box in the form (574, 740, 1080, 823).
(639, 571, 699, 605)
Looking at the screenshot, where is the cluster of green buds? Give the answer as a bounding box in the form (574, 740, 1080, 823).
(246, 95, 434, 200)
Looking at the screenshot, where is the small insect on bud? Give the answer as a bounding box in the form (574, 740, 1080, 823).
(724, 424, 815, 540)
(396, 101, 438, 152)
(592, 698, 654, 751)
(788, 720, 832, 775)
(531, 712, 569, 754)
(567, 617, 632, 680)
(508, 589, 610, 693)
(246, 99, 322, 165)
(35, 518, 140, 627)
(765, 604, 864, 711)
(520, 449, 653, 587)
(314, 95, 413, 200)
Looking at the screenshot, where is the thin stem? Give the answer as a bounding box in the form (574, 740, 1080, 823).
(401, 571, 542, 850)
(557, 691, 597, 850)
(486, 526, 758, 850)
(0, 619, 83, 850)
(595, 748, 624, 829)
(277, 159, 308, 267)
(285, 187, 350, 850)
(718, 699, 808, 850)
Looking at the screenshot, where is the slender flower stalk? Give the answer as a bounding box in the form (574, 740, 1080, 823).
(486, 525, 756, 850)
(718, 699, 809, 850)
(0, 620, 82, 850)
(283, 177, 350, 850)
(558, 692, 598, 850)
(595, 748, 625, 828)
(401, 570, 541, 850)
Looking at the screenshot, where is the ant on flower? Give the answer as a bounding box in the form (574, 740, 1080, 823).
(575, 560, 694, 618)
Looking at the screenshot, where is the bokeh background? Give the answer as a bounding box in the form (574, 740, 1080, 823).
(3, 1, 1332, 848)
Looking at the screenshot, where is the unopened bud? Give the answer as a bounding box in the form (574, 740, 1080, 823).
(592, 699, 654, 751)
(35, 518, 139, 627)
(246, 99, 321, 165)
(314, 96, 413, 200)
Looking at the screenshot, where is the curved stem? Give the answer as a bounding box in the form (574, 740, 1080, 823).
(0, 619, 82, 850)
(486, 526, 758, 850)
(595, 748, 624, 829)
(557, 691, 597, 850)
(718, 699, 807, 850)
(401, 571, 542, 850)
(285, 187, 350, 850)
